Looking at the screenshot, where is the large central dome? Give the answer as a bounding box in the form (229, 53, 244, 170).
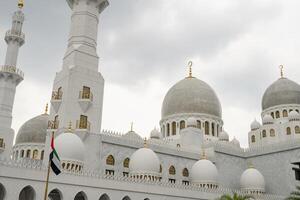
(262, 78, 300, 110)
(162, 77, 222, 118)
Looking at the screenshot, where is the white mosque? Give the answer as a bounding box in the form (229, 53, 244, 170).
(0, 0, 300, 200)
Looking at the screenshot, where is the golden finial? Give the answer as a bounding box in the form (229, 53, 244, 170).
(279, 65, 284, 78)
(68, 121, 73, 132)
(186, 61, 193, 78)
(18, 0, 24, 9)
(44, 103, 48, 114)
(143, 137, 148, 148)
(200, 147, 207, 160)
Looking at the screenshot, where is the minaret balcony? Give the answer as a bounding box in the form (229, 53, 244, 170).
(0, 65, 24, 79)
(5, 30, 25, 45)
(78, 91, 93, 112)
(76, 120, 90, 131)
(51, 91, 63, 113)
(0, 138, 5, 152)
(48, 120, 59, 130)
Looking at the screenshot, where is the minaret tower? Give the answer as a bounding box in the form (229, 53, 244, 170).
(0, 0, 25, 158)
(48, 0, 109, 136)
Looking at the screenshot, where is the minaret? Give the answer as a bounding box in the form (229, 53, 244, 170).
(48, 0, 109, 136)
(0, 0, 25, 158)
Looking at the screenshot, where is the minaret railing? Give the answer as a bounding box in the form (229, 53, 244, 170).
(0, 65, 24, 78)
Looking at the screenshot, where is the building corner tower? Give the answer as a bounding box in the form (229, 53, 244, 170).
(0, 0, 25, 158)
(48, 0, 109, 136)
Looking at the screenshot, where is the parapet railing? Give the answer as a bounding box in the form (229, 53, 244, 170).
(0, 65, 24, 78)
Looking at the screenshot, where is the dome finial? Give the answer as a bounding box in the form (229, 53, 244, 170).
(18, 0, 24, 9)
(44, 103, 48, 114)
(279, 65, 284, 78)
(200, 147, 207, 160)
(68, 121, 73, 132)
(144, 137, 148, 148)
(187, 61, 193, 78)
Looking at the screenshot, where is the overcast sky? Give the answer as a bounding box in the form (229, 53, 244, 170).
(1, 0, 300, 147)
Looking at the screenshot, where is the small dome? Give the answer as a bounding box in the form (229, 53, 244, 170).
(240, 167, 265, 193)
(15, 114, 49, 145)
(230, 138, 240, 147)
(219, 131, 229, 141)
(262, 114, 273, 125)
(129, 147, 160, 176)
(123, 131, 143, 141)
(289, 110, 300, 120)
(251, 119, 261, 131)
(186, 117, 197, 128)
(150, 128, 161, 139)
(262, 78, 300, 110)
(191, 158, 218, 186)
(55, 132, 85, 162)
(162, 77, 222, 119)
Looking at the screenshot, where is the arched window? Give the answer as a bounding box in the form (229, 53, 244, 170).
(19, 185, 35, 200)
(172, 122, 176, 135)
(295, 126, 300, 134)
(160, 165, 162, 173)
(122, 196, 131, 200)
(211, 123, 215, 136)
(167, 123, 170, 136)
(276, 111, 280, 118)
(15, 150, 19, 160)
(40, 150, 44, 160)
(205, 121, 209, 135)
(262, 130, 267, 138)
(196, 120, 201, 129)
(283, 110, 288, 117)
(32, 150, 38, 160)
(123, 158, 130, 168)
(271, 112, 275, 119)
(287, 127, 292, 135)
(26, 149, 31, 158)
(251, 135, 255, 143)
(99, 194, 111, 200)
(74, 191, 87, 200)
(79, 115, 88, 129)
(270, 129, 275, 137)
(48, 189, 63, 200)
(0, 183, 6, 200)
(179, 121, 185, 130)
(20, 150, 24, 158)
(182, 168, 189, 177)
(217, 124, 219, 137)
(106, 155, 115, 165)
(169, 165, 176, 175)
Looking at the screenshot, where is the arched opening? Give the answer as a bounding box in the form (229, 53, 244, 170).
(205, 121, 209, 135)
(275, 111, 280, 118)
(48, 189, 62, 200)
(171, 122, 176, 135)
(169, 165, 176, 175)
(196, 120, 201, 129)
(144, 198, 150, 200)
(162, 125, 165, 137)
(271, 112, 274, 119)
(262, 130, 267, 138)
(15, 150, 19, 160)
(251, 135, 255, 143)
(19, 185, 35, 200)
(74, 191, 87, 200)
(216, 124, 219, 137)
(283, 110, 288, 117)
(32, 150, 38, 160)
(99, 194, 110, 200)
(211, 123, 215, 136)
(122, 196, 131, 200)
(123, 158, 130, 168)
(0, 183, 6, 200)
(182, 168, 189, 177)
(295, 126, 300, 134)
(41, 150, 44, 160)
(20, 150, 24, 158)
(26, 149, 31, 158)
(159, 165, 162, 173)
(287, 127, 292, 135)
(167, 123, 170, 136)
(270, 129, 275, 137)
(179, 121, 185, 130)
(106, 155, 115, 166)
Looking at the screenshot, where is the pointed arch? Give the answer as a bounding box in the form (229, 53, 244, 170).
(0, 183, 6, 200)
(19, 185, 36, 200)
(99, 194, 110, 200)
(48, 189, 63, 200)
(182, 168, 189, 177)
(74, 191, 87, 200)
(122, 196, 131, 200)
(251, 135, 256, 143)
(171, 122, 176, 135)
(270, 129, 275, 137)
(287, 127, 292, 135)
(32, 149, 39, 160)
(106, 155, 115, 166)
(283, 110, 288, 117)
(205, 121, 209, 135)
(179, 120, 185, 130)
(123, 158, 130, 168)
(169, 165, 176, 175)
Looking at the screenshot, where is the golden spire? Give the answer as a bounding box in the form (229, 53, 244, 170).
(68, 121, 73, 132)
(18, 0, 24, 9)
(44, 103, 48, 114)
(186, 61, 194, 78)
(279, 65, 284, 78)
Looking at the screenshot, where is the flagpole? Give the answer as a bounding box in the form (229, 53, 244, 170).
(43, 131, 54, 200)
